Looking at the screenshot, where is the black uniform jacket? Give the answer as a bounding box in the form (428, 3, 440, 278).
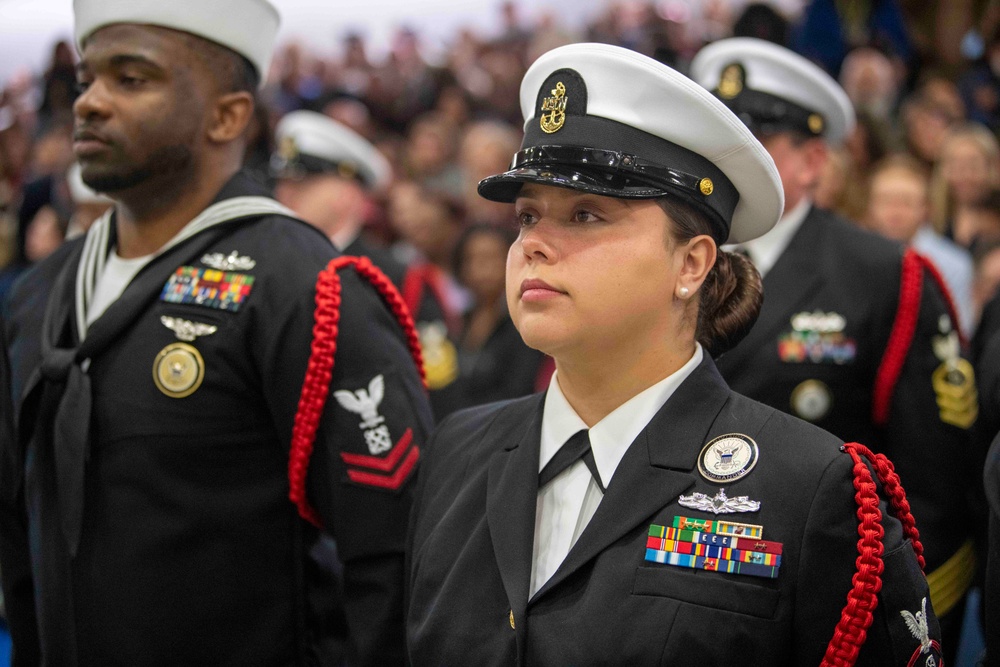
(407, 355, 939, 666)
(716, 206, 976, 575)
(0, 173, 433, 666)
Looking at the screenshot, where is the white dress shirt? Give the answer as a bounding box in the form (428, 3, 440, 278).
(724, 197, 811, 278)
(529, 344, 704, 598)
(912, 226, 975, 337)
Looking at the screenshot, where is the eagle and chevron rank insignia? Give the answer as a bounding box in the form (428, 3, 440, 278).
(334, 374, 420, 491)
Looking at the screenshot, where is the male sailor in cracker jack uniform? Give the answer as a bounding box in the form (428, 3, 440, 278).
(0, 0, 431, 663)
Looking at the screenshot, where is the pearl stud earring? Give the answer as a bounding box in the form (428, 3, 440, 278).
(678, 287, 690, 298)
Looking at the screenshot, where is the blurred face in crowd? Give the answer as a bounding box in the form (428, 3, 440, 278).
(941, 136, 998, 206)
(839, 47, 898, 117)
(25, 205, 66, 262)
(904, 84, 963, 164)
(73, 24, 210, 194)
(866, 166, 928, 243)
(757, 132, 827, 214)
(507, 184, 712, 362)
(953, 207, 1000, 249)
(275, 173, 364, 238)
(459, 229, 510, 306)
(388, 181, 460, 260)
(406, 116, 454, 176)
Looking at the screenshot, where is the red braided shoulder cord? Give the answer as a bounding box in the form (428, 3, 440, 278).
(913, 252, 966, 346)
(288, 255, 426, 528)
(820, 443, 927, 667)
(872, 249, 923, 427)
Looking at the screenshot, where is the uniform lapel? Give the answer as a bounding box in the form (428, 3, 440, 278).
(487, 395, 545, 630)
(717, 206, 826, 371)
(530, 356, 731, 602)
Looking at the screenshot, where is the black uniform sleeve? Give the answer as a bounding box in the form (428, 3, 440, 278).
(880, 272, 977, 572)
(0, 312, 41, 666)
(254, 262, 432, 666)
(795, 453, 940, 666)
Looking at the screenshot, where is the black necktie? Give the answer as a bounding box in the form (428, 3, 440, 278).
(538, 429, 605, 493)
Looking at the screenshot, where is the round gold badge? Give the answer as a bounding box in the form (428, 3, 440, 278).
(808, 114, 824, 134)
(419, 322, 459, 390)
(699, 178, 714, 196)
(790, 379, 832, 422)
(153, 343, 205, 398)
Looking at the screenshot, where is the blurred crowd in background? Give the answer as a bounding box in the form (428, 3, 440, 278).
(3, 0, 1000, 418)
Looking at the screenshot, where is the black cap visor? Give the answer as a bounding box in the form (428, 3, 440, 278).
(479, 163, 670, 203)
(270, 153, 368, 186)
(479, 143, 736, 242)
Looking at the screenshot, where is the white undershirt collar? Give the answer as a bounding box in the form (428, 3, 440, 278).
(539, 343, 704, 490)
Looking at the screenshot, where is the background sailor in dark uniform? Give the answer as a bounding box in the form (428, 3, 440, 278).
(691, 38, 979, 658)
(0, 1, 432, 664)
(273, 110, 464, 421)
(408, 42, 939, 665)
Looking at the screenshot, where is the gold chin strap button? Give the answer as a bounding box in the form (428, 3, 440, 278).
(699, 178, 714, 196)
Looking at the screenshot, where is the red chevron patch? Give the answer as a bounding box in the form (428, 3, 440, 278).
(341, 429, 413, 471)
(347, 446, 420, 490)
(341, 428, 419, 490)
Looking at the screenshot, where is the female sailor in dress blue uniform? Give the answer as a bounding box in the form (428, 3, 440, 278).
(406, 43, 942, 666)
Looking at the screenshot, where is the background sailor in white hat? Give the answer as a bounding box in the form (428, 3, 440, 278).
(0, 0, 432, 664)
(407, 41, 938, 665)
(272, 109, 398, 268)
(692, 38, 977, 662)
(271, 110, 478, 422)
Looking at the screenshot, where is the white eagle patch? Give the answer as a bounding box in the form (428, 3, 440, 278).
(334, 375, 391, 454)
